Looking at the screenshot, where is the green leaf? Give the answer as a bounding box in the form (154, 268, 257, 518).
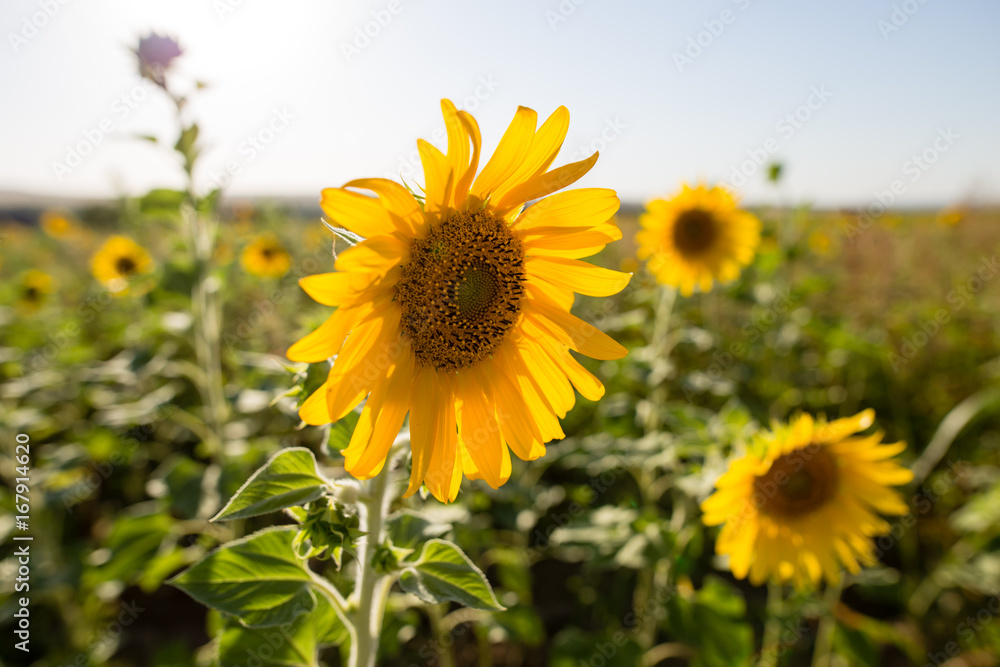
(399, 539, 505, 611)
(216, 594, 348, 667)
(327, 410, 360, 452)
(387, 510, 450, 549)
(213, 448, 330, 521)
(175, 123, 200, 167)
(139, 188, 187, 216)
(169, 527, 315, 627)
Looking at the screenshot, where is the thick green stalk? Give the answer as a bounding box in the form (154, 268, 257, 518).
(349, 449, 397, 667)
(759, 581, 783, 667)
(643, 285, 678, 434)
(811, 579, 844, 667)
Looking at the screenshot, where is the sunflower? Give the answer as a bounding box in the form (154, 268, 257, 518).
(636, 184, 760, 296)
(91, 235, 153, 295)
(701, 410, 913, 589)
(290, 100, 631, 502)
(241, 234, 292, 278)
(17, 270, 56, 312)
(40, 210, 78, 239)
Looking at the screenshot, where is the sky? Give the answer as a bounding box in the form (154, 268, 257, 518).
(1, 0, 998, 208)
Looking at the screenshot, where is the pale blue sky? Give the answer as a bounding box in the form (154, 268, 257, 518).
(1, 0, 997, 207)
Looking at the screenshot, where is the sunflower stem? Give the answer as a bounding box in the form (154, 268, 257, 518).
(811, 578, 844, 667)
(644, 285, 677, 434)
(760, 581, 784, 667)
(348, 440, 402, 667)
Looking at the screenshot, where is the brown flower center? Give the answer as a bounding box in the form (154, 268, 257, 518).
(672, 208, 718, 255)
(115, 256, 137, 276)
(396, 210, 525, 372)
(753, 446, 840, 519)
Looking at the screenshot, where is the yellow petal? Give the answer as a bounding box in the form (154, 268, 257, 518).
(456, 369, 505, 488)
(299, 377, 333, 425)
(405, 365, 444, 497)
(418, 139, 454, 215)
(298, 272, 378, 307)
(335, 236, 407, 276)
(286, 306, 362, 363)
(344, 178, 425, 237)
(471, 106, 538, 201)
(491, 106, 569, 200)
(494, 152, 599, 214)
(524, 284, 627, 360)
(514, 188, 620, 231)
(325, 302, 401, 421)
(421, 374, 461, 503)
(527, 256, 631, 297)
(320, 188, 398, 239)
(345, 348, 415, 479)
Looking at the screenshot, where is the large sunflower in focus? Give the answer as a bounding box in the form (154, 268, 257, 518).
(637, 184, 760, 296)
(290, 100, 631, 502)
(701, 410, 913, 589)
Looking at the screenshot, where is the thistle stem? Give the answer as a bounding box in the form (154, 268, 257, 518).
(184, 200, 227, 460)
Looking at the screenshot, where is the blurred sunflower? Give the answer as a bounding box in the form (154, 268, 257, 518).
(91, 235, 153, 295)
(701, 410, 912, 589)
(290, 100, 630, 502)
(241, 234, 291, 278)
(936, 205, 968, 227)
(807, 229, 833, 256)
(17, 270, 56, 312)
(637, 184, 760, 296)
(40, 210, 78, 239)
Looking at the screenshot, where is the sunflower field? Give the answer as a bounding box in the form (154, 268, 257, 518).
(4, 11, 1000, 667)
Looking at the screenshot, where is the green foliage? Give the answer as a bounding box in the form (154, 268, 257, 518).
(216, 595, 348, 667)
(169, 527, 317, 628)
(212, 447, 331, 521)
(399, 539, 506, 611)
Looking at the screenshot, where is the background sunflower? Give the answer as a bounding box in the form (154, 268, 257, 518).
(637, 183, 761, 296)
